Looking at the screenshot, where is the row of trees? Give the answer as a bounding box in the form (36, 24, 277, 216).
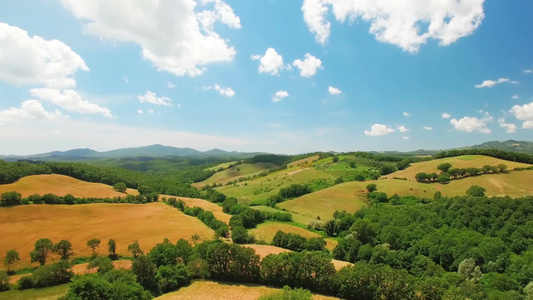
(415, 163, 509, 183)
(434, 148, 533, 164)
(0, 191, 158, 207)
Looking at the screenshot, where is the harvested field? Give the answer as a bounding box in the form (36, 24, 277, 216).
(163, 195, 231, 224)
(250, 205, 316, 225)
(387, 155, 531, 181)
(156, 280, 340, 300)
(0, 174, 138, 198)
(288, 155, 320, 168)
(197, 163, 278, 187)
(250, 222, 320, 243)
(0, 203, 213, 268)
(244, 245, 351, 271)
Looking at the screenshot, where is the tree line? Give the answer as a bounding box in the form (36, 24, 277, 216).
(0, 191, 158, 207)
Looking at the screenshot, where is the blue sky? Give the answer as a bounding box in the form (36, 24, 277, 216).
(0, 0, 532, 155)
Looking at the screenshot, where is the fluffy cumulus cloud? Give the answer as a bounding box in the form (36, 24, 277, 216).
(302, 0, 485, 52)
(364, 124, 395, 136)
(422, 126, 432, 130)
(475, 78, 519, 88)
(252, 48, 286, 76)
(509, 102, 533, 129)
(0, 22, 88, 88)
(397, 125, 409, 132)
(62, 0, 239, 77)
(450, 116, 490, 133)
(138, 91, 173, 106)
(272, 90, 289, 102)
(0, 100, 66, 125)
(214, 84, 235, 98)
(328, 86, 342, 95)
(498, 118, 517, 133)
(403, 112, 410, 117)
(30, 88, 113, 118)
(442, 112, 451, 119)
(292, 53, 322, 77)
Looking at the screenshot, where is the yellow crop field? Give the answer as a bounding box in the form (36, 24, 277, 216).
(156, 280, 340, 300)
(0, 203, 213, 268)
(250, 222, 320, 243)
(0, 174, 138, 198)
(163, 195, 232, 224)
(387, 155, 531, 180)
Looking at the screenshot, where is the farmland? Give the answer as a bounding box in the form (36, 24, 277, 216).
(250, 222, 321, 243)
(0, 174, 138, 198)
(156, 280, 340, 300)
(196, 162, 278, 188)
(0, 203, 213, 267)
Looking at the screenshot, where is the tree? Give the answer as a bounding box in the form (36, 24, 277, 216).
(380, 163, 398, 175)
(156, 264, 191, 293)
(55, 240, 73, 260)
(466, 185, 486, 197)
(108, 239, 117, 259)
(437, 173, 450, 183)
(30, 238, 54, 265)
(260, 286, 312, 300)
(497, 164, 508, 173)
(3, 250, 20, 273)
(132, 255, 158, 294)
(366, 183, 377, 192)
(88, 256, 114, 274)
(87, 238, 101, 256)
(113, 182, 127, 193)
(415, 172, 429, 182)
(0, 271, 8, 292)
(332, 156, 339, 163)
(437, 163, 452, 173)
(1, 191, 22, 206)
(128, 240, 144, 258)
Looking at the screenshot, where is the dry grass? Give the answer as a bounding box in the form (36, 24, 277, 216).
(0, 174, 138, 198)
(0, 203, 213, 268)
(196, 163, 278, 188)
(244, 245, 351, 271)
(0, 284, 69, 300)
(162, 195, 232, 224)
(156, 280, 340, 300)
(388, 155, 531, 180)
(288, 155, 320, 168)
(250, 222, 320, 243)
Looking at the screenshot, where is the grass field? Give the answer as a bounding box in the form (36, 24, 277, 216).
(196, 163, 279, 187)
(156, 280, 340, 300)
(216, 167, 333, 204)
(288, 155, 320, 168)
(0, 174, 138, 198)
(387, 155, 532, 180)
(250, 206, 316, 225)
(250, 222, 321, 243)
(0, 284, 69, 300)
(0, 203, 213, 268)
(205, 161, 238, 172)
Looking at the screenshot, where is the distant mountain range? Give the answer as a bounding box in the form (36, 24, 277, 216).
(1, 140, 532, 162)
(0, 144, 264, 161)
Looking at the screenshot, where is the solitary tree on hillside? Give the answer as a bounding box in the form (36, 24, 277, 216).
(128, 240, 144, 258)
(107, 239, 117, 259)
(55, 240, 73, 260)
(113, 182, 127, 193)
(366, 184, 377, 193)
(332, 156, 339, 163)
(87, 238, 101, 256)
(437, 163, 452, 173)
(466, 185, 486, 197)
(30, 238, 54, 265)
(3, 249, 20, 273)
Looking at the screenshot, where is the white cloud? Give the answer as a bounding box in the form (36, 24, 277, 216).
(523, 69, 532, 74)
(273, 90, 289, 102)
(328, 86, 342, 95)
(403, 112, 410, 117)
(214, 84, 235, 98)
(364, 124, 395, 136)
(422, 126, 433, 130)
(30, 88, 113, 118)
(147, 109, 154, 114)
(137, 109, 143, 114)
(397, 125, 409, 132)
(509, 101, 533, 129)
(512, 95, 519, 100)
(450, 116, 490, 133)
(402, 136, 410, 140)
(167, 82, 176, 89)
(123, 76, 128, 83)
(62, 0, 239, 77)
(498, 118, 517, 133)
(292, 53, 322, 77)
(252, 48, 286, 75)
(475, 78, 519, 88)
(138, 91, 172, 106)
(301, 0, 331, 45)
(0, 100, 66, 125)
(442, 112, 451, 119)
(302, 0, 485, 53)
(0, 22, 88, 88)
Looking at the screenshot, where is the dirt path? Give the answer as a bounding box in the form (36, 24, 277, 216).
(287, 168, 310, 176)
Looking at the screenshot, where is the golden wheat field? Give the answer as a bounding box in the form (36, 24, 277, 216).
(0, 203, 213, 268)
(0, 174, 138, 198)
